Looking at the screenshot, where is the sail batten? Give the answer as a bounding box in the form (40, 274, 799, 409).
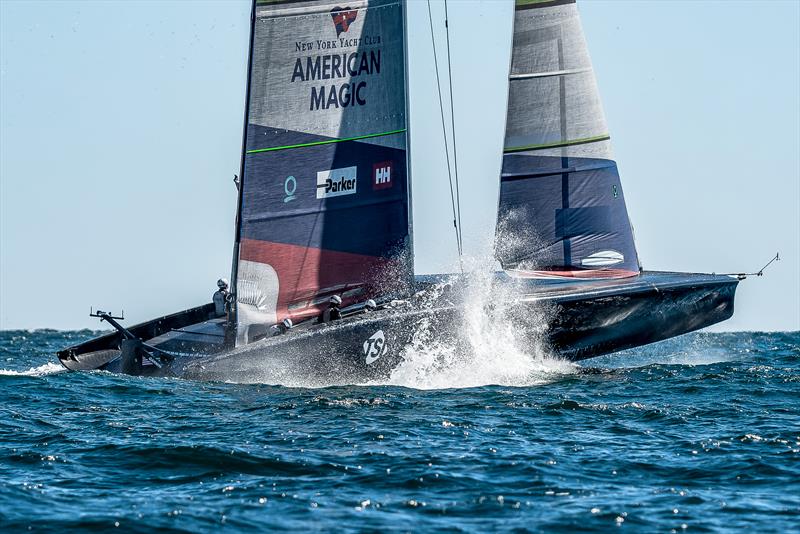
(509, 67, 590, 80)
(246, 128, 406, 154)
(496, 0, 639, 277)
(504, 134, 610, 153)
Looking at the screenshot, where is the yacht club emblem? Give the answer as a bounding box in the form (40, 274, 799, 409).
(330, 7, 357, 37)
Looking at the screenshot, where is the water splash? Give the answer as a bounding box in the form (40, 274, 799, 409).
(0, 362, 65, 376)
(385, 252, 576, 390)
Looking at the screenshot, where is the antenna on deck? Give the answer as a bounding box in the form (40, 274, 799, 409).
(719, 252, 780, 280)
(755, 252, 781, 276)
(89, 308, 125, 321)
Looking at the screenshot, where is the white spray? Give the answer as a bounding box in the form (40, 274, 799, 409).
(386, 227, 576, 390)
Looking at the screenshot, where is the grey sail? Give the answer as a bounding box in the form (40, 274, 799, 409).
(496, 0, 639, 278)
(233, 0, 412, 344)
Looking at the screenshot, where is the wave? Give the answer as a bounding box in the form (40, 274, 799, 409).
(0, 362, 65, 376)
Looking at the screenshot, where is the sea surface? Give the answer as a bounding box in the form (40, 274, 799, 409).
(0, 329, 798, 532)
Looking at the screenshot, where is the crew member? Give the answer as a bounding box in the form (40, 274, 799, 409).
(275, 317, 293, 335)
(320, 295, 342, 323)
(213, 278, 230, 317)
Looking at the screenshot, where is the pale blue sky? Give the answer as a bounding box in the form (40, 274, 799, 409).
(1, 0, 798, 331)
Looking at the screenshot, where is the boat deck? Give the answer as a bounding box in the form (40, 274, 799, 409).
(57, 271, 741, 374)
(417, 270, 739, 300)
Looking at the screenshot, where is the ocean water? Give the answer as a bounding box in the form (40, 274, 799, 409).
(0, 329, 798, 532)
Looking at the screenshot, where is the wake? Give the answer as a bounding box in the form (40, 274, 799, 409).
(0, 362, 65, 377)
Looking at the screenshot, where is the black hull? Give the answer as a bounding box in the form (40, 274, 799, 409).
(57, 271, 739, 384)
(543, 274, 738, 360)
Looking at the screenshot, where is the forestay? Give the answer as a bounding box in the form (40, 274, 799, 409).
(234, 0, 411, 344)
(496, 0, 639, 278)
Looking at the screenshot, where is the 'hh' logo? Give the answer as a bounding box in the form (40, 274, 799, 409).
(330, 7, 357, 37)
(373, 161, 393, 190)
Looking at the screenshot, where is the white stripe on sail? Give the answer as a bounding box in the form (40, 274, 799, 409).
(509, 67, 591, 81)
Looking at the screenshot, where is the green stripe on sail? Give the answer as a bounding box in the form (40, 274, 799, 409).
(504, 134, 610, 154)
(246, 128, 407, 154)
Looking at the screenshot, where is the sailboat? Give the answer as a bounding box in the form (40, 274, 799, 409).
(58, 0, 741, 382)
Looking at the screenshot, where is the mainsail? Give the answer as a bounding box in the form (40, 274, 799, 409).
(234, 0, 411, 343)
(496, 0, 639, 278)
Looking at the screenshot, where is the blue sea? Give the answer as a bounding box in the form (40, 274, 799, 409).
(1, 330, 798, 532)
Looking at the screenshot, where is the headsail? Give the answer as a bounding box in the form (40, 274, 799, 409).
(234, 0, 411, 343)
(496, 0, 639, 278)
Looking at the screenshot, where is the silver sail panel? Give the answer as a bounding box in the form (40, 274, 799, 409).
(497, 0, 639, 278)
(234, 0, 411, 344)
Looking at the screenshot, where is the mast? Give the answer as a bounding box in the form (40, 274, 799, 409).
(402, 0, 414, 279)
(230, 0, 257, 328)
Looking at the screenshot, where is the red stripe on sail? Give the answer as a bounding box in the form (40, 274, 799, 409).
(239, 238, 389, 321)
(507, 268, 639, 280)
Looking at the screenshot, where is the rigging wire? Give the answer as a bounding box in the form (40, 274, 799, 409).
(426, 0, 463, 267)
(443, 0, 464, 272)
(718, 252, 780, 280)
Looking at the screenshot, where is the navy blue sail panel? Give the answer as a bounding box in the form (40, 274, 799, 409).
(498, 155, 638, 274)
(235, 0, 410, 343)
(497, 0, 639, 276)
(241, 124, 408, 257)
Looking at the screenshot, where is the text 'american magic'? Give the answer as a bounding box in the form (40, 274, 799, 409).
(290, 50, 381, 111)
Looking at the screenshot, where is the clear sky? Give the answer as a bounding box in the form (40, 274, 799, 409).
(1, 0, 798, 332)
